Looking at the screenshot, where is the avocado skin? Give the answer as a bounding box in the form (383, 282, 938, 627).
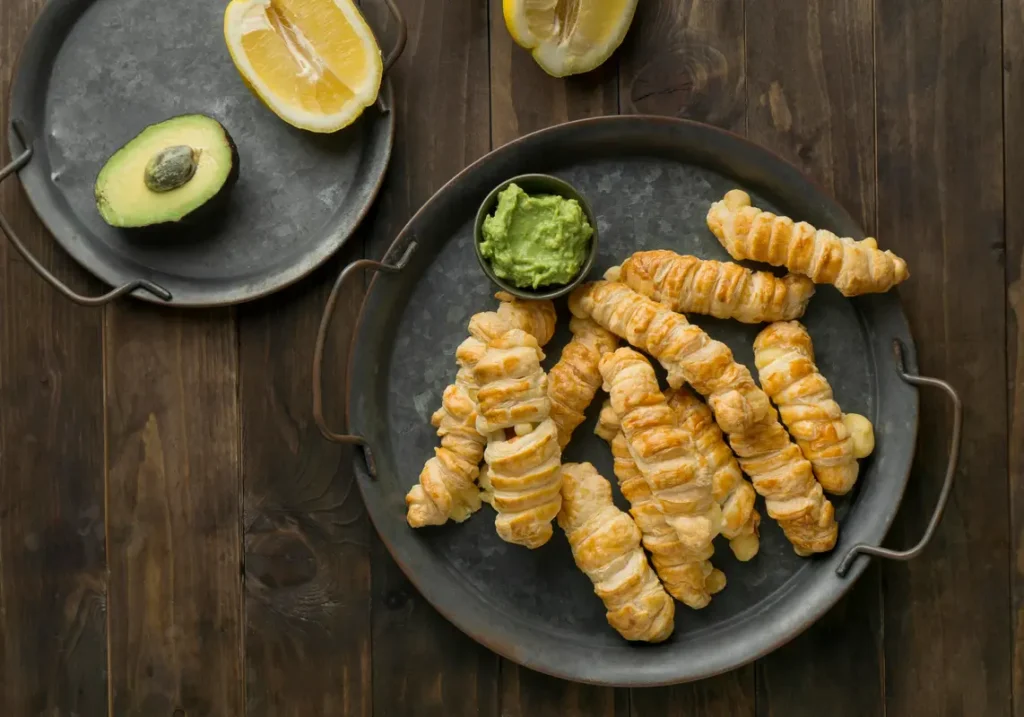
(94, 114, 240, 232)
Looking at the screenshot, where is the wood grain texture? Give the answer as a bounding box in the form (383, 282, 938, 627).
(489, 0, 617, 147)
(239, 257, 371, 717)
(105, 307, 243, 717)
(744, 2, 884, 715)
(0, 0, 1018, 713)
(502, 665, 629, 717)
(746, 0, 875, 229)
(630, 672, 753, 717)
(489, 2, 626, 714)
(875, 0, 1010, 714)
(367, 1, 499, 715)
(0, 0, 108, 714)
(618, 1, 754, 712)
(619, 0, 745, 131)
(1006, 1, 1024, 714)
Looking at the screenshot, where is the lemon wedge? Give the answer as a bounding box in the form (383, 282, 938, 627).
(224, 0, 383, 133)
(503, 0, 638, 77)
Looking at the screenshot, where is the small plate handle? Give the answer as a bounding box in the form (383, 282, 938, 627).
(372, 0, 408, 114)
(380, 0, 408, 73)
(1, 121, 172, 306)
(312, 241, 417, 478)
(836, 339, 962, 577)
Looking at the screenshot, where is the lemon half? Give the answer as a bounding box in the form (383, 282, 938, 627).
(503, 0, 639, 77)
(224, 0, 383, 133)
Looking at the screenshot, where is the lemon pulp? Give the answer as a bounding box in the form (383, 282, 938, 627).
(225, 0, 381, 132)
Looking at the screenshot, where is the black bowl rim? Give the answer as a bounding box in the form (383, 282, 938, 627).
(472, 173, 599, 300)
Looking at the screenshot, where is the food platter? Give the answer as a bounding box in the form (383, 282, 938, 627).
(315, 116, 959, 686)
(3, 0, 402, 307)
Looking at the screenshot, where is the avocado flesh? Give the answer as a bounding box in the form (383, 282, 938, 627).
(95, 114, 238, 229)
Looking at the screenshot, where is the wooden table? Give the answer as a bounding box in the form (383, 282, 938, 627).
(1, 0, 1019, 715)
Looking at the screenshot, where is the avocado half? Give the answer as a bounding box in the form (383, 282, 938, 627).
(95, 114, 239, 229)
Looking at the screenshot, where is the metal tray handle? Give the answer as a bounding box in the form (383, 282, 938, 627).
(380, 0, 408, 73)
(1, 121, 172, 305)
(836, 339, 963, 577)
(372, 0, 408, 114)
(313, 241, 417, 478)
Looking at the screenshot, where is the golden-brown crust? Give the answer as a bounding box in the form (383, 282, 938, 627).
(613, 250, 814, 323)
(474, 323, 563, 549)
(406, 345, 487, 527)
(753, 321, 861, 495)
(548, 317, 619, 448)
(573, 282, 837, 555)
(484, 419, 563, 548)
(598, 389, 760, 562)
(596, 423, 725, 608)
(594, 400, 620, 443)
(473, 329, 550, 435)
(598, 348, 724, 606)
(406, 297, 555, 528)
(707, 190, 909, 296)
(570, 281, 771, 434)
(494, 291, 558, 345)
(557, 462, 675, 641)
(665, 387, 760, 560)
(727, 416, 837, 555)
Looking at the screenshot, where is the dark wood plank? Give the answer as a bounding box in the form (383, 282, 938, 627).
(489, 0, 618, 146)
(746, 0, 875, 232)
(239, 255, 371, 717)
(503, 665, 629, 717)
(105, 307, 243, 716)
(875, 0, 1010, 714)
(619, 0, 745, 131)
(237, 2, 398, 711)
(488, 3, 630, 714)
(0, 1, 109, 714)
(367, 1, 499, 715)
(630, 672, 753, 717)
(618, 2, 754, 712)
(1006, 1, 1024, 714)
(743, 2, 884, 715)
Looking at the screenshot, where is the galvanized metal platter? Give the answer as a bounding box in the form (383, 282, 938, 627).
(317, 116, 959, 686)
(3, 0, 403, 307)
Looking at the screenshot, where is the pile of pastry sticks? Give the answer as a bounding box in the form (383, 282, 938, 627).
(405, 189, 908, 643)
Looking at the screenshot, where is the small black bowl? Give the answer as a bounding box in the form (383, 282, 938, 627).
(473, 173, 598, 300)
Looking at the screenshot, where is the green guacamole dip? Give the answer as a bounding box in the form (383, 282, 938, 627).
(480, 183, 593, 289)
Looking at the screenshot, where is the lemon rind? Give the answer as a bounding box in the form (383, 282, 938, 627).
(503, 0, 639, 78)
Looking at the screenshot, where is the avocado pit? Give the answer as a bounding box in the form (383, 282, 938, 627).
(144, 145, 199, 193)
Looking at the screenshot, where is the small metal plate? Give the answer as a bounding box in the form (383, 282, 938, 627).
(348, 117, 919, 686)
(8, 0, 393, 306)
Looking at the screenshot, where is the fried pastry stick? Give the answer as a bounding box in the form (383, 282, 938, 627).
(753, 321, 875, 495)
(475, 328, 562, 548)
(558, 462, 675, 641)
(595, 405, 726, 607)
(599, 389, 761, 561)
(405, 294, 556, 527)
(608, 249, 814, 323)
(548, 317, 619, 447)
(707, 189, 908, 296)
(599, 348, 724, 607)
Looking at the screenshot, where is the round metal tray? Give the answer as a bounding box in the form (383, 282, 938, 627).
(315, 116, 960, 686)
(2, 0, 404, 307)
